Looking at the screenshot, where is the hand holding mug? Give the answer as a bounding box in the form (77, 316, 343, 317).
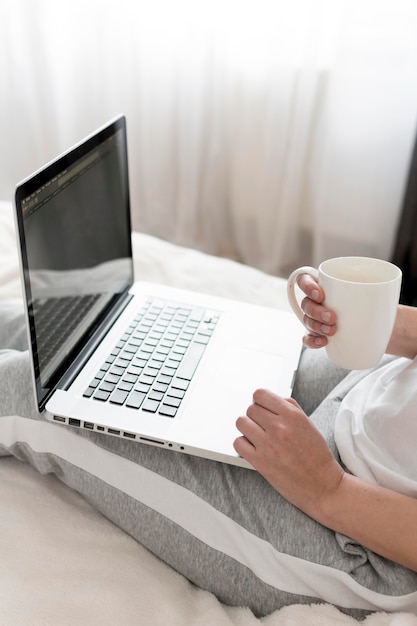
(287, 257, 402, 370)
(294, 273, 337, 349)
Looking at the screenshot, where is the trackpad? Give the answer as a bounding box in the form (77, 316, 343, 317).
(213, 346, 284, 393)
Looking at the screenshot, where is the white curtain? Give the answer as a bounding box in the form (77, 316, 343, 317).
(1, 0, 417, 275)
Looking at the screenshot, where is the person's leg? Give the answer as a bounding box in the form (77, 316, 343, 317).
(0, 304, 416, 617)
(0, 301, 27, 351)
(0, 302, 38, 428)
(292, 347, 349, 415)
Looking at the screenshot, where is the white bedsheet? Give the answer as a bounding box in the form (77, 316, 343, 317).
(0, 201, 415, 626)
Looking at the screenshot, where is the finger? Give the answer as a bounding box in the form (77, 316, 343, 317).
(245, 403, 271, 429)
(236, 414, 265, 444)
(302, 314, 337, 339)
(285, 397, 302, 409)
(251, 388, 290, 416)
(233, 435, 256, 462)
(296, 274, 324, 303)
(303, 332, 328, 349)
(301, 296, 336, 327)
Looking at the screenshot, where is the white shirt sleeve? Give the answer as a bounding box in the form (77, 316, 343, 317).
(335, 356, 417, 497)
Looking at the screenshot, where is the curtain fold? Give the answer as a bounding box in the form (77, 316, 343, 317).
(1, 0, 417, 276)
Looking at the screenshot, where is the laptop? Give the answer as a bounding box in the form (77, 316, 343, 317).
(14, 115, 303, 468)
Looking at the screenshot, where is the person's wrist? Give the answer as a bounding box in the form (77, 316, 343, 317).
(312, 467, 347, 530)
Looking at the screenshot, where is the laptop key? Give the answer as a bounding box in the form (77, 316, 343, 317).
(124, 373, 139, 384)
(194, 335, 210, 345)
(166, 387, 185, 399)
(140, 374, 155, 385)
(159, 404, 177, 418)
(148, 390, 164, 402)
(163, 395, 181, 408)
(152, 382, 169, 393)
(171, 377, 189, 391)
(110, 389, 129, 405)
(176, 341, 206, 380)
(100, 381, 116, 393)
(126, 391, 146, 409)
(94, 389, 111, 402)
(135, 382, 151, 393)
(189, 307, 204, 322)
(118, 380, 133, 392)
(158, 374, 173, 385)
(106, 373, 122, 385)
(142, 399, 160, 413)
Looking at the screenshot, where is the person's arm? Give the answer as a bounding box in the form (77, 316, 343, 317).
(297, 274, 417, 359)
(320, 470, 417, 572)
(386, 304, 417, 359)
(234, 390, 417, 572)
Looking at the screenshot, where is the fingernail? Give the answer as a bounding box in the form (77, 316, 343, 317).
(320, 324, 331, 334)
(312, 289, 319, 302)
(321, 311, 331, 323)
(314, 336, 323, 346)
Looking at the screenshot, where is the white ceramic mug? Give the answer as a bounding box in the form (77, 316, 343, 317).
(287, 256, 402, 370)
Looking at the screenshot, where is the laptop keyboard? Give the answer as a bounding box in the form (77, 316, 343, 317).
(83, 297, 219, 418)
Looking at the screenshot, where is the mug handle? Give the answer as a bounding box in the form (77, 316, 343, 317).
(287, 266, 319, 324)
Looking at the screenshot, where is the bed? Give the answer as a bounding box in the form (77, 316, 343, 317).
(0, 200, 415, 626)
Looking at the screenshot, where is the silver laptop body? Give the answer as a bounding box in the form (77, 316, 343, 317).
(14, 115, 303, 468)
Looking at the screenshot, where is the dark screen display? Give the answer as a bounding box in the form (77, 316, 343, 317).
(15, 117, 133, 406)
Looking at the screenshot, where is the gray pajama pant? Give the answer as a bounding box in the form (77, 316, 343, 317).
(0, 302, 416, 619)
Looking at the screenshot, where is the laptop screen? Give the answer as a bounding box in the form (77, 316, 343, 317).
(15, 116, 133, 409)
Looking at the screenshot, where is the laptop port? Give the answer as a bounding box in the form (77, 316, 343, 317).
(139, 436, 164, 446)
(108, 428, 121, 435)
(53, 415, 66, 423)
(69, 418, 80, 427)
(123, 431, 136, 439)
(84, 422, 94, 430)
(97, 425, 105, 432)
